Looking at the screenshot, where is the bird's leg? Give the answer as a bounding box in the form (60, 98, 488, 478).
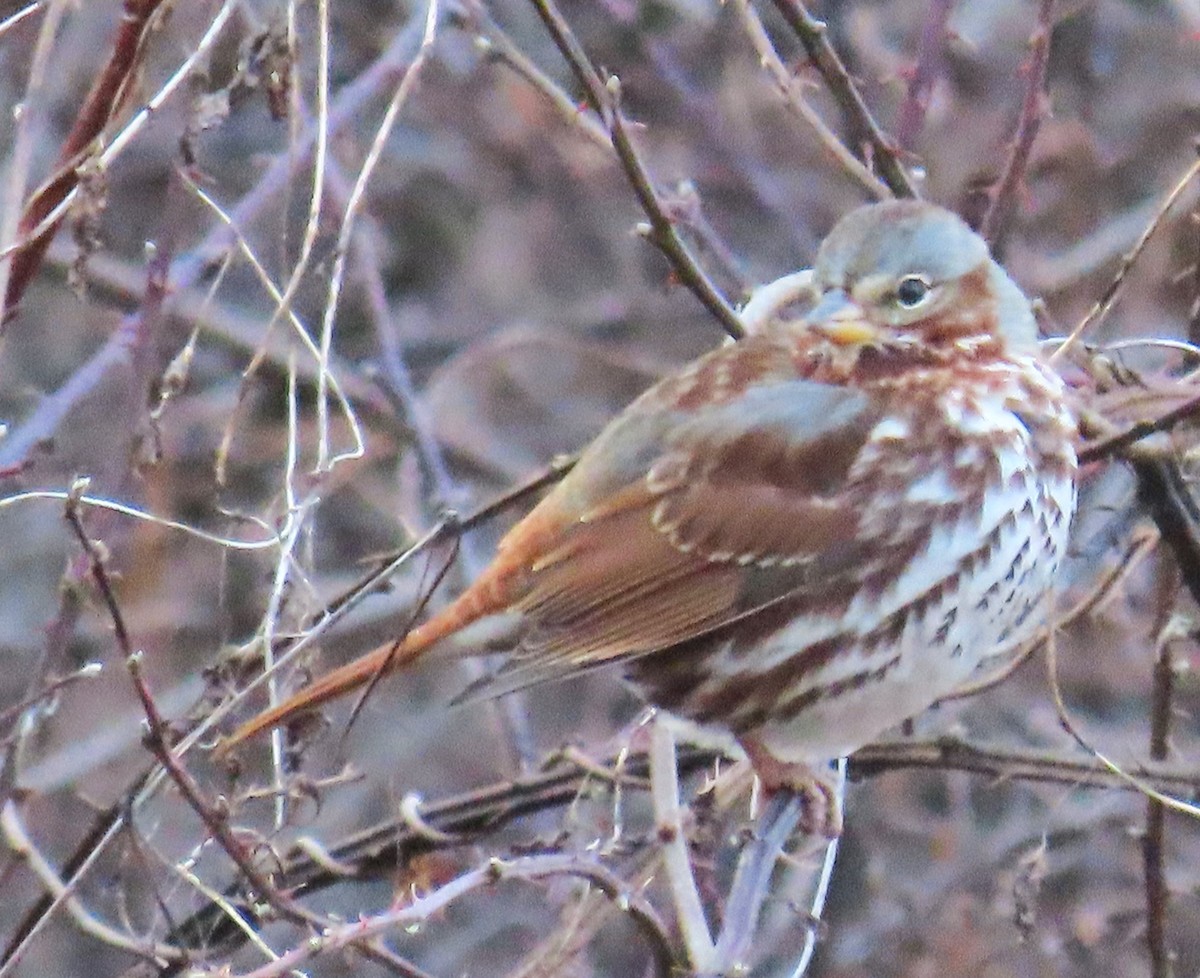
(739, 735, 843, 839)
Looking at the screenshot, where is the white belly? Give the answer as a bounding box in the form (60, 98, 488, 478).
(753, 442, 1075, 763)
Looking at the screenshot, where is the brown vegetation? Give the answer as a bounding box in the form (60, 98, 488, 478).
(0, 1, 1199, 976)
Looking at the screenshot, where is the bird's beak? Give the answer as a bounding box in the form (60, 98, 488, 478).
(805, 289, 878, 346)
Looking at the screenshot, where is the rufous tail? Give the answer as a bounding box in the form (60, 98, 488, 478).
(220, 582, 501, 752)
(219, 486, 569, 753)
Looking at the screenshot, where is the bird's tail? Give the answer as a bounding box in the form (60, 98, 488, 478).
(219, 585, 495, 752)
(219, 486, 568, 753)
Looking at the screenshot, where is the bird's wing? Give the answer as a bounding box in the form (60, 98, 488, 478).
(461, 337, 887, 699)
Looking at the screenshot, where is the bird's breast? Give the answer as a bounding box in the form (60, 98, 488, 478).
(631, 359, 1077, 763)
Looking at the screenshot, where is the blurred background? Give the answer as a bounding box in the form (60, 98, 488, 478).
(0, 0, 1198, 976)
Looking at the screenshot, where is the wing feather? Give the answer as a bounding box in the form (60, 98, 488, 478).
(465, 339, 887, 698)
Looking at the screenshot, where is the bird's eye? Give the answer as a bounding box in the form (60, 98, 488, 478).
(894, 275, 932, 309)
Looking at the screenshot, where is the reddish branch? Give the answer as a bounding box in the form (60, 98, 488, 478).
(62, 487, 320, 928)
(894, 0, 956, 152)
(978, 0, 1054, 247)
(527, 0, 745, 339)
(767, 0, 917, 199)
(3, 0, 167, 321)
(1142, 572, 1178, 978)
(151, 737, 1200, 966)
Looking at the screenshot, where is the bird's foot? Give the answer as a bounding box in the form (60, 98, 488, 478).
(739, 736, 842, 839)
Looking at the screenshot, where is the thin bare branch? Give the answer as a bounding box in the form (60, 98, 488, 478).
(979, 0, 1054, 248)
(1054, 154, 1200, 360)
(894, 0, 955, 153)
(731, 0, 888, 199)
(230, 854, 678, 978)
(527, 0, 745, 339)
(766, 0, 916, 198)
(1143, 565, 1181, 978)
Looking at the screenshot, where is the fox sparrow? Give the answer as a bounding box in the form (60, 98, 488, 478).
(225, 201, 1077, 824)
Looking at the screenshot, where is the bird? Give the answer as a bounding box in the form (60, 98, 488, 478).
(222, 200, 1077, 831)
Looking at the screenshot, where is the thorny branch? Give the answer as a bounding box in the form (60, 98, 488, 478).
(1142, 563, 1180, 978)
(62, 482, 322, 929)
(232, 854, 678, 978)
(526, 0, 745, 339)
(893, 0, 955, 153)
(153, 738, 1200, 964)
(978, 0, 1054, 249)
(3, 0, 168, 321)
(730, 0, 889, 200)
(57, 482, 439, 978)
(1055, 154, 1200, 358)
(766, 0, 917, 199)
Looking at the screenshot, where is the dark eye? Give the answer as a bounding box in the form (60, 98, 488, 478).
(895, 275, 932, 308)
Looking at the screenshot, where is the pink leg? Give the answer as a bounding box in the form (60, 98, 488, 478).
(739, 735, 842, 838)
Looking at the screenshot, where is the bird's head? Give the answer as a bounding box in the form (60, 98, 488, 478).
(805, 200, 1038, 363)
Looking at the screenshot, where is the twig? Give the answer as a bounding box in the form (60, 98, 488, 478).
(526, 0, 745, 339)
(730, 0, 888, 199)
(63, 478, 133, 654)
(978, 0, 1054, 248)
(451, 0, 608, 150)
(712, 790, 805, 969)
(217, 458, 577, 735)
(321, 162, 537, 770)
(850, 738, 1200, 796)
(787, 759, 845, 978)
(314, 0, 438, 475)
(230, 854, 678, 978)
(0, 662, 102, 730)
(61, 481, 333, 935)
(595, 0, 813, 268)
(1043, 624, 1200, 822)
(0, 3, 42, 40)
(0, 801, 184, 966)
(0, 769, 152, 970)
(498, 845, 664, 978)
(894, 0, 955, 153)
(133, 638, 423, 978)
(712, 757, 844, 978)
(766, 0, 916, 199)
(1077, 388, 1200, 464)
(2, 0, 167, 319)
(649, 718, 716, 971)
(457, 0, 766, 283)
(0, 0, 68, 324)
(1143, 567, 1181, 978)
(0, 0, 226, 321)
(1054, 154, 1200, 361)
